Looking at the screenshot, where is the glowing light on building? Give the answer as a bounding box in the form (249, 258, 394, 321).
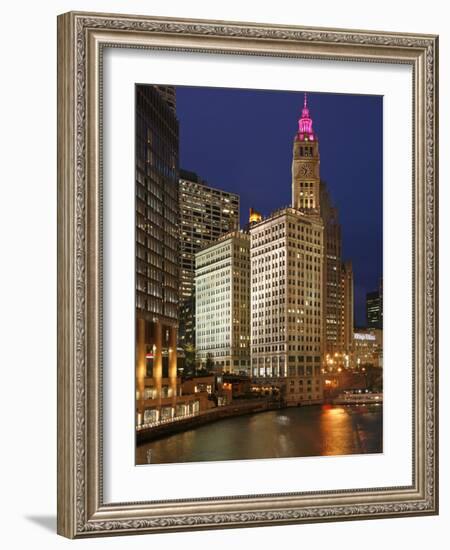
(354, 333, 376, 341)
(298, 93, 315, 141)
(249, 207, 262, 224)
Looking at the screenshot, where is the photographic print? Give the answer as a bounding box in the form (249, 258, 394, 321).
(57, 12, 438, 537)
(135, 85, 383, 465)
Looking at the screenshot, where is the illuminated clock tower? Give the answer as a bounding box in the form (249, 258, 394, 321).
(292, 93, 321, 212)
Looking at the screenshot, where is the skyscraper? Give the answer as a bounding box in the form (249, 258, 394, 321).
(341, 260, 354, 356)
(366, 282, 382, 329)
(249, 95, 324, 405)
(249, 208, 324, 405)
(320, 182, 343, 356)
(320, 182, 355, 368)
(178, 170, 239, 349)
(195, 231, 251, 374)
(135, 85, 199, 428)
(153, 85, 177, 113)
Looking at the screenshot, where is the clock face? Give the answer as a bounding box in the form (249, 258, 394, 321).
(299, 163, 314, 178)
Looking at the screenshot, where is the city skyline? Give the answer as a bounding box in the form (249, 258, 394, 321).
(135, 83, 383, 464)
(175, 86, 382, 326)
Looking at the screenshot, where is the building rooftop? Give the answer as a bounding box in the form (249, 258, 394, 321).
(248, 205, 322, 228)
(195, 229, 250, 255)
(179, 169, 239, 200)
(179, 168, 206, 185)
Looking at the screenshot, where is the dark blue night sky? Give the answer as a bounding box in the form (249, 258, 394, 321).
(175, 86, 383, 327)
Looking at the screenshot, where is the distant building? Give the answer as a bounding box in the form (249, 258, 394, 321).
(353, 328, 383, 368)
(179, 170, 239, 348)
(320, 182, 343, 356)
(195, 231, 251, 374)
(379, 278, 383, 327)
(341, 260, 354, 356)
(319, 183, 355, 371)
(366, 280, 383, 329)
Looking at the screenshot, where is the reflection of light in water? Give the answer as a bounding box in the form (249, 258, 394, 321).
(278, 434, 289, 454)
(324, 407, 345, 417)
(319, 405, 354, 455)
(137, 405, 382, 464)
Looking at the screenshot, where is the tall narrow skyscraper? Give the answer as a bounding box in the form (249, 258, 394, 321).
(135, 86, 199, 428)
(366, 280, 383, 329)
(319, 182, 355, 366)
(320, 182, 343, 356)
(341, 260, 354, 356)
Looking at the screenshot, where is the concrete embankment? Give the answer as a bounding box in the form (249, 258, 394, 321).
(137, 399, 281, 445)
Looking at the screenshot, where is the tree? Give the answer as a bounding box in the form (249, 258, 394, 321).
(183, 343, 197, 376)
(205, 353, 214, 373)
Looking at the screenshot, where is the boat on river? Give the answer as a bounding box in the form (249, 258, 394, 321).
(332, 389, 383, 405)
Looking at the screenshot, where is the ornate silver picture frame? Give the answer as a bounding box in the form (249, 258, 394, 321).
(57, 11, 438, 538)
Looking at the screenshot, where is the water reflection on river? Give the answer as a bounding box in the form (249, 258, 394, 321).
(136, 404, 382, 465)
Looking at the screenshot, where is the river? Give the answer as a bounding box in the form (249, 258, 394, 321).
(136, 404, 382, 465)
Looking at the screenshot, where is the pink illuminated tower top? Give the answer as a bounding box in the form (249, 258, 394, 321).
(297, 93, 316, 141)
